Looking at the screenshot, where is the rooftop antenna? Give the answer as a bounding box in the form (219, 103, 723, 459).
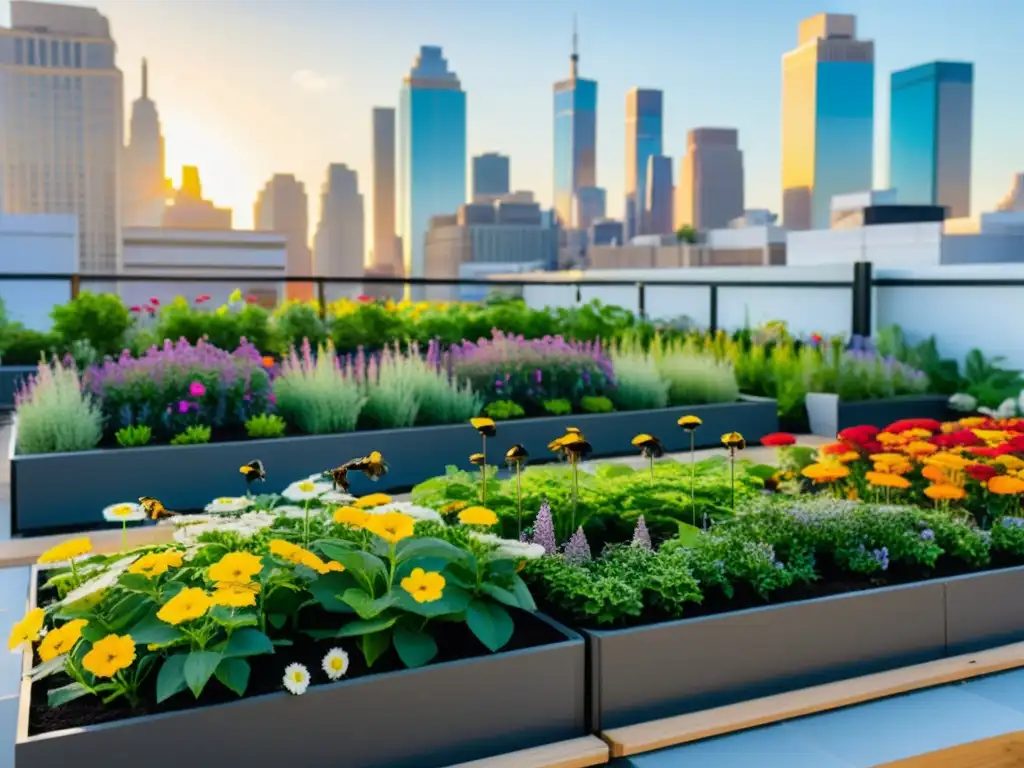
(570, 14, 579, 78)
(141, 58, 148, 99)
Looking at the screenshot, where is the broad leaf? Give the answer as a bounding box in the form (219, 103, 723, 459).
(480, 582, 520, 610)
(336, 616, 397, 638)
(215, 658, 250, 697)
(466, 599, 514, 652)
(184, 651, 222, 698)
(222, 628, 274, 659)
(395, 583, 472, 618)
(361, 628, 392, 668)
(745, 463, 778, 481)
(106, 593, 151, 632)
(510, 575, 537, 612)
(29, 656, 66, 681)
(117, 573, 156, 592)
(47, 682, 90, 708)
(395, 537, 468, 566)
(675, 523, 703, 548)
(341, 589, 397, 620)
(208, 606, 258, 629)
(393, 626, 438, 668)
(156, 654, 188, 703)
(308, 571, 358, 614)
(268, 613, 288, 630)
(129, 611, 184, 646)
(594, 463, 635, 480)
(317, 545, 387, 589)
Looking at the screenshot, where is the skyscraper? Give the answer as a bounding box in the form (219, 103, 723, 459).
(889, 61, 974, 218)
(371, 107, 400, 275)
(645, 155, 674, 236)
(0, 1, 123, 273)
(472, 153, 511, 201)
(676, 128, 745, 232)
(398, 46, 466, 296)
(625, 88, 663, 238)
(553, 21, 597, 227)
(163, 166, 232, 229)
(314, 164, 364, 301)
(781, 13, 874, 230)
(573, 187, 606, 230)
(122, 59, 167, 227)
(254, 174, 311, 301)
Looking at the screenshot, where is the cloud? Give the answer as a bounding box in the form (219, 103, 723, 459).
(291, 69, 341, 93)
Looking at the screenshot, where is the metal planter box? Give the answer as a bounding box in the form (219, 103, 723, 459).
(805, 393, 951, 438)
(583, 580, 947, 731)
(945, 565, 1024, 656)
(10, 397, 778, 535)
(16, 563, 586, 768)
(0, 365, 34, 410)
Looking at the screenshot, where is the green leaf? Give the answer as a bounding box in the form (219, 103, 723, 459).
(675, 523, 703, 548)
(308, 571, 358, 613)
(106, 593, 151, 632)
(395, 582, 472, 618)
(268, 613, 287, 629)
(117, 573, 156, 592)
(129, 611, 184, 646)
(393, 626, 438, 668)
(395, 537, 468, 566)
(466, 599, 514, 652)
(317, 545, 387, 589)
(79, 621, 108, 643)
(184, 651, 222, 698)
(594, 463, 635, 480)
(29, 656, 67, 681)
(510, 574, 538, 612)
(208, 606, 258, 629)
(47, 682, 90, 708)
(156, 654, 188, 703)
(745, 463, 778, 481)
(214, 657, 250, 697)
(341, 589, 397, 620)
(336, 616, 397, 638)
(480, 582, 520, 610)
(223, 628, 274, 658)
(361, 628, 392, 668)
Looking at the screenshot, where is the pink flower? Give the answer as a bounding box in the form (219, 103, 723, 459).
(177, 400, 190, 414)
(245, 295, 258, 304)
(129, 306, 141, 313)
(143, 305, 155, 314)
(195, 294, 211, 304)
(188, 381, 206, 398)
(268, 393, 276, 405)
(357, 295, 373, 303)
(149, 297, 160, 306)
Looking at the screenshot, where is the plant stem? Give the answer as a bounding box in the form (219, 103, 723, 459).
(689, 432, 696, 527)
(571, 459, 579, 532)
(649, 454, 654, 486)
(481, 434, 487, 505)
(515, 464, 523, 538)
(121, 521, 127, 553)
(730, 454, 735, 511)
(303, 500, 311, 549)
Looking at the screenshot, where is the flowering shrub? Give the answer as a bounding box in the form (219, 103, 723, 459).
(15, 357, 102, 455)
(274, 340, 365, 434)
(152, 295, 276, 355)
(84, 338, 273, 441)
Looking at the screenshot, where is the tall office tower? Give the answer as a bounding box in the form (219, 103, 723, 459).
(644, 155, 673, 236)
(625, 88, 663, 238)
(781, 13, 874, 230)
(675, 128, 745, 232)
(255, 174, 311, 300)
(889, 61, 974, 218)
(573, 186, 606, 230)
(371, 107, 401, 275)
(398, 46, 466, 297)
(472, 153, 511, 201)
(0, 1, 124, 273)
(163, 165, 232, 229)
(553, 20, 597, 227)
(313, 163, 364, 300)
(122, 59, 167, 226)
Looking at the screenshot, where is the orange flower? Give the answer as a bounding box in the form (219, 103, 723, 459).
(877, 432, 908, 447)
(924, 484, 967, 501)
(925, 452, 971, 471)
(866, 472, 911, 490)
(870, 453, 913, 475)
(801, 463, 850, 483)
(996, 455, 1024, 471)
(262, 356, 275, 368)
(900, 428, 934, 440)
(988, 475, 1024, 495)
(821, 442, 854, 455)
(959, 417, 987, 429)
(921, 465, 947, 484)
(904, 441, 938, 457)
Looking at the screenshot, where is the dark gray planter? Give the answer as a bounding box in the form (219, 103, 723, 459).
(16, 568, 585, 768)
(805, 393, 950, 438)
(0, 365, 34, 410)
(10, 397, 777, 535)
(945, 565, 1024, 656)
(584, 580, 947, 731)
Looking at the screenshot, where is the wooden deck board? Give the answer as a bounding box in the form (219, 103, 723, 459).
(446, 736, 609, 768)
(875, 731, 1024, 767)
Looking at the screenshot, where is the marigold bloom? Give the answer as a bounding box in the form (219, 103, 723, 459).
(866, 472, 911, 490)
(921, 465, 948, 484)
(400, 567, 446, 604)
(904, 441, 938, 457)
(37, 619, 87, 662)
(924, 484, 967, 501)
(925, 452, 972, 471)
(959, 417, 988, 429)
(157, 588, 212, 625)
(38, 537, 92, 565)
(884, 419, 942, 434)
(801, 463, 850, 483)
(208, 552, 263, 585)
(997, 455, 1024, 471)
(838, 425, 880, 444)
(458, 506, 499, 526)
(821, 442, 853, 455)
(353, 493, 393, 509)
(363, 512, 416, 544)
(82, 634, 136, 678)
(989, 475, 1024, 495)
(333, 506, 369, 528)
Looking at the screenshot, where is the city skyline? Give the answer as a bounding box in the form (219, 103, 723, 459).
(1, 0, 1020, 254)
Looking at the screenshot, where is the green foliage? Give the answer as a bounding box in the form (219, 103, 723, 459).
(273, 301, 328, 354)
(608, 349, 669, 411)
(542, 398, 573, 416)
(675, 225, 698, 244)
(115, 424, 152, 447)
(170, 425, 212, 445)
(1, 328, 59, 365)
(580, 395, 614, 413)
(613, 334, 740, 407)
(16, 357, 102, 455)
(959, 350, 1024, 409)
(51, 292, 132, 358)
(274, 342, 366, 434)
(484, 400, 526, 420)
(874, 325, 961, 396)
(244, 414, 286, 439)
(155, 297, 277, 354)
(989, 518, 1024, 559)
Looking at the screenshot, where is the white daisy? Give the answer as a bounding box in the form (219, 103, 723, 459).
(204, 496, 253, 514)
(320, 490, 356, 506)
(101, 502, 146, 523)
(236, 511, 276, 531)
(170, 514, 216, 528)
(60, 553, 140, 607)
(469, 532, 545, 561)
(366, 501, 443, 523)
(282, 479, 332, 502)
(282, 663, 310, 695)
(274, 505, 313, 520)
(321, 648, 350, 681)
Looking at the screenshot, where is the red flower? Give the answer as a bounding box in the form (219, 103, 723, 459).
(882, 419, 943, 434)
(143, 305, 155, 314)
(966, 464, 998, 482)
(822, 441, 854, 454)
(968, 446, 1006, 458)
(838, 425, 880, 444)
(1006, 435, 1024, 452)
(245, 295, 258, 304)
(860, 439, 884, 455)
(932, 429, 983, 448)
(129, 305, 141, 313)
(195, 294, 211, 304)
(761, 432, 797, 447)
(357, 294, 373, 303)
(810, 333, 823, 344)
(149, 297, 160, 306)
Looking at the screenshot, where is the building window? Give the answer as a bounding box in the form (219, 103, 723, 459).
(27, 38, 35, 66)
(51, 41, 59, 67)
(39, 38, 47, 66)
(62, 41, 70, 67)
(14, 38, 23, 65)
(73, 42, 81, 68)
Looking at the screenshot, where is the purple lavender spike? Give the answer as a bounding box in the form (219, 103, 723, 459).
(562, 526, 591, 564)
(632, 516, 652, 549)
(531, 500, 557, 556)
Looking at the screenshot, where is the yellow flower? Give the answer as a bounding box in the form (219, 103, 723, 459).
(959, 417, 987, 428)
(877, 432, 907, 446)
(458, 506, 498, 526)
(989, 475, 1024, 495)
(901, 428, 934, 440)
(81, 633, 136, 678)
(333, 506, 369, 528)
(299, 550, 331, 575)
(211, 583, 258, 609)
(400, 567, 446, 604)
(721, 432, 745, 449)
(997, 455, 1024, 471)
(269, 539, 302, 563)
(440, 501, 468, 515)
(677, 415, 702, 430)
(326, 560, 344, 572)
(128, 551, 182, 578)
(903, 441, 937, 457)
(470, 417, 497, 436)
(865, 471, 911, 490)
(974, 429, 1013, 446)
(157, 587, 212, 625)
(363, 512, 416, 544)
(161, 551, 184, 568)
(353, 493, 392, 509)
(208, 552, 263, 585)
(7, 607, 45, 651)
(801, 463, 850, 483)
(924, 484, 967, 501)
(38, 537, 92, 564)
(925, 452, 972, 471)
(37, 619, 87, 662)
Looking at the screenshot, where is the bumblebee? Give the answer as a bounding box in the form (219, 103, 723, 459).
(239, 459, 266, 484)
(139, 496, 176, 520)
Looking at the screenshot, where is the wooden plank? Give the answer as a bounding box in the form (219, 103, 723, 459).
(602, 641, 1024, 758)
(875, 731, 1024, 767)
(446, 736, 609, 768)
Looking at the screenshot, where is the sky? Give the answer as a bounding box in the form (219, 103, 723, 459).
(3, 0, 1022, 253)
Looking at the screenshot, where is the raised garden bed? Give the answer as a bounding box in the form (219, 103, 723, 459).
(804, 393, 951, 438)
(9, 396, 778, 535)
(0, 364, 34, 410)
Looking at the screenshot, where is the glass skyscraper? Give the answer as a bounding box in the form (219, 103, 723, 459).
(625, 89, 663, 238)
(553, 28, 597, 227)
(782, 14, 874, 230)
(889, 61, 974, 218)
(399, 46, 466, 294)
(472, 153, 510, 200)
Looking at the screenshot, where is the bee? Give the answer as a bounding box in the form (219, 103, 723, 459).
(139, 496, 176, 520)
(239, 459, 266, 484)
(324, 451, 389, 492)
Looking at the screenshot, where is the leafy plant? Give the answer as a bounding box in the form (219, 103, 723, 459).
(170, 425, 212, 445)
(608, 347, 669, 411)
(542, 398, 573, 416)
(273, 301, 328, 354)
(274, 340, 365, 434)
(580, 395, 614, 413)
(15, 358, 102, 455)
(244, 414, 286, 439)
(1, 328, 59, 366)
(484, 400, 526, 420)
(115, 424, 152, 448)
(51, 292, 132, 359)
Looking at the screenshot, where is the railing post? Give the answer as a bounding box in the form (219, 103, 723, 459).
(851, 261, 873, 338)
(637, 282, 646, 320)
(70, 274, 80, 300)
(708, 285, 718, 333)
(316, 279, 326, 318)
(574, 283, 581, 304)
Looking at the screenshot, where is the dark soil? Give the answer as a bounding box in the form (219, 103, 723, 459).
(28, 605, 565, 736)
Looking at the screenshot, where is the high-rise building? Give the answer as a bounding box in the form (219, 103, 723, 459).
(371, 107, 401, 276)
(398, 46, 466, 297)
(553, 21, 597, 227)
(254, 174, 311, 301)
(314, 163, 364, 301)
(162, 166, 232, 229)
(472, 153, 511, 202)
(645, 155, 673, 236)
(781, 13, 874, 230)
(122, 59, 168, 227)
(889, 61, 974, 218)
(676, 128, 745, 232)
(0, 1, 123, 274)
(573, 186, 606, 230)
(625, 88, 663, 238)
